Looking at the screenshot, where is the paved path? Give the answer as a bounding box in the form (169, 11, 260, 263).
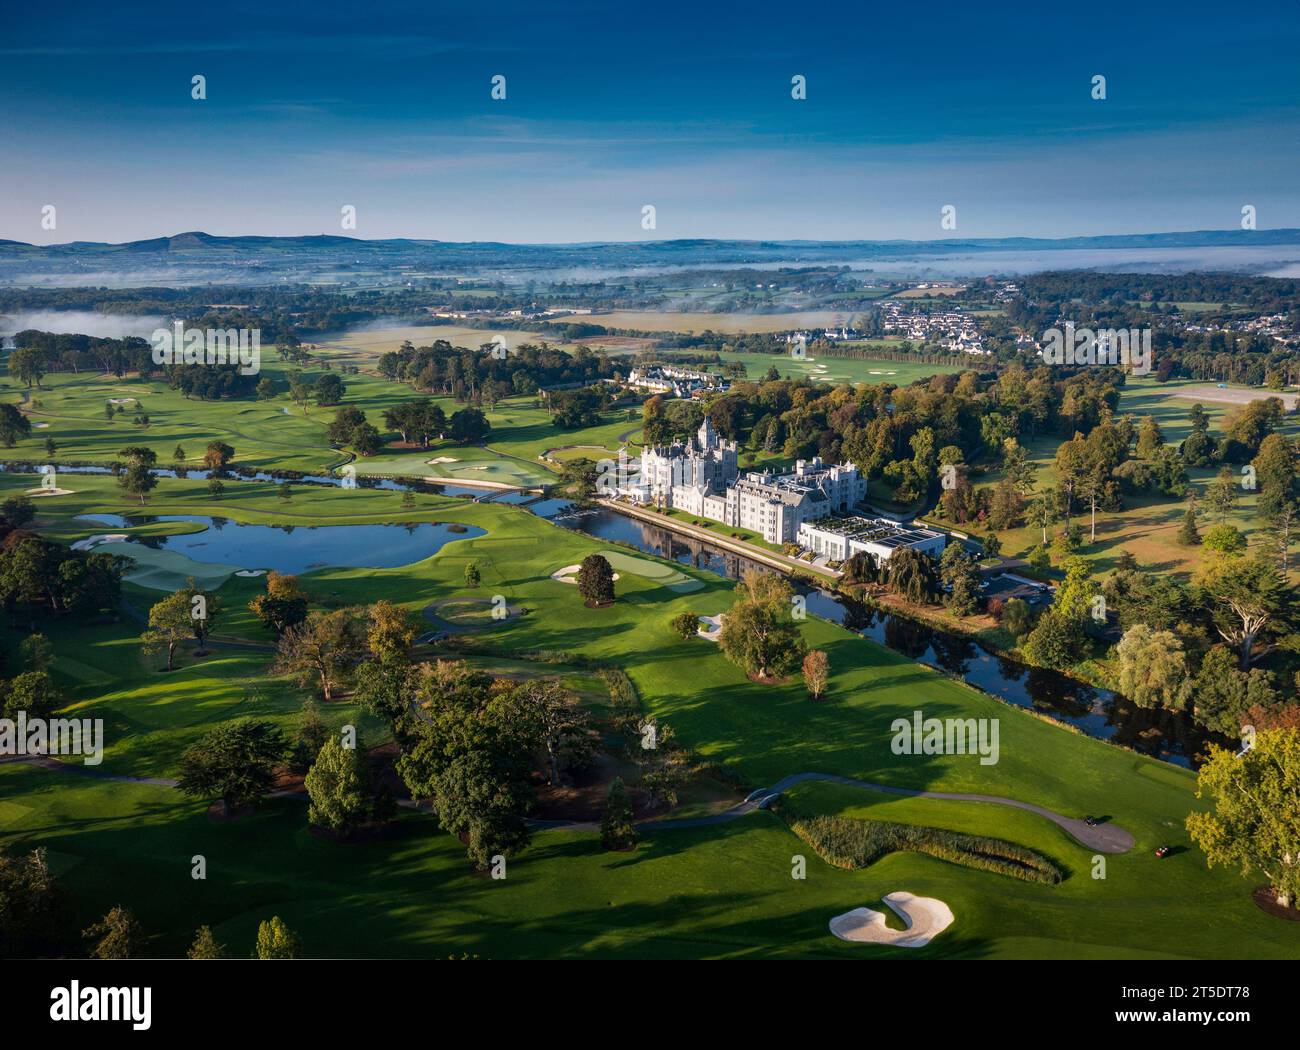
(0, 754, 179, 787)
(641, 772, 1134, 853)
(6, 755, 1133, 853)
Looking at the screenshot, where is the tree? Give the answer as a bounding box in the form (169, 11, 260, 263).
(305, 737, 371, 834)
(19, 632, 53, 672)
(1001, 597, 1033, 638)
(274, 610, 362, 701)
(939, 544, 980, 617)
(353, 659, 419, 725)
(671, 611, 699, 639)
(83, 905, 145, 960)
(255, 916, 300, 959)
(718, 569, 805, 680)
(802, 649, 829, 700)
(119, 463, 156, 504)
(9, 346, 47, 389)
(0, 403, 32, 447)
(600, 777, 636, 851)
(1, 494, 35, 526)
(0, 845, 62, 957)
(1202, 523, 1246, 558)
(203, 441, 235, 471)
(140, 589, 194, 671)
(0, 670, 62, 720)
(207, 477, 224, 499)
(290, 697, 330, 772)
(313, 373, 345, 406)
(448, 407, 490, 444)
(429, 749, 533, 868)
(1021, 610, 1080, 670)
(187, 926, 227, 960)
(1191, 645, 1278, 736)
(1199, 558, 1293, 667)
(1114, 624, 1192, 710)
(841, 550, 878, 587)
(365, 599, 419, 663)
(1186, 729, 1300, 909)
(514, 679, 594, 786)
(394, 661, 535, 868)
(1052, 556, 1097, 623)
(248, 571, 308, 635)
(577, 553, 615, 607)
(176, 720, 288, 818)
(1136, 415, 1165, 459)
(1203, 466, 1239, 523)
(464, 562, 481, 588)
(1177, 503, 1201, 546)
(887, 548, 940, 605)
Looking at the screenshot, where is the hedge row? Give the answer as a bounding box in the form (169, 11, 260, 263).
(779, 807, 1063, 885)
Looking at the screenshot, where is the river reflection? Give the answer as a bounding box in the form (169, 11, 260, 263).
(538, 504, 1225, 766)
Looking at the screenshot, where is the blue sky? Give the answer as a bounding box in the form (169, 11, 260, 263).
(2, 0, 1298, 244)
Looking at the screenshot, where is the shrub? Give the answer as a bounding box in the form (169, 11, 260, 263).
(781, 808, 1062, 885)
(671, 611, 699, 640)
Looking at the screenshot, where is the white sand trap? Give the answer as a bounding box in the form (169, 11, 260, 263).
(551, 564, 621, 584)
(829, 892, 953, 948)
(71, 533, 128, 552)
(235, 569, 267, 577)
(33, 422, 49, 429)
(107, 397, 136, 404)
(26, 487, 75, 497)
(427, 456, 459, 465)
(697, 613, 724, 642)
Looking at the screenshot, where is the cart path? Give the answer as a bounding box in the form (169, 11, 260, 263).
(658, 772, 1133, 853)
(5, 758, 1133, 853)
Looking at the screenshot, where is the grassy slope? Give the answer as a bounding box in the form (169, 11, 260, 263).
(0, 470, 1294, 959)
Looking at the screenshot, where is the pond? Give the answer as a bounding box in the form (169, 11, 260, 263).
(536, 503, 1221, 766)
(76, 514, 485, 574)
(0, 462, 490, 499)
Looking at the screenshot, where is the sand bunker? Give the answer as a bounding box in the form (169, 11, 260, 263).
(71, 533, 128, 552)
(829, 892, 953, 948)
(697, 613, 724, 642)
(26, 487, 75, 497)
(33, 422, 49, 429)
(235, 569, 267, 577)
(427, 456, 459, 465)
(107, 397, 136, 404)
(551, 564, 621, 584)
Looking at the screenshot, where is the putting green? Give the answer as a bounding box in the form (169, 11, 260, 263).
(96, 540, 238, 592)
(597, 550, 704, 593)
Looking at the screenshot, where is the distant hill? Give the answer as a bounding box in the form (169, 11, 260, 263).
(4, 228, 1299, 288)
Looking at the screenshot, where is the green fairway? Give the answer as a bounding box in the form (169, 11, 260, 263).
(2, 467, 1294, 959)
(2, 368, 639, 491)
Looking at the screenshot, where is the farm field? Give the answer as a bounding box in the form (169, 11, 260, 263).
(311, 323, 652, 361)
(575, 310, 867, 335)
(682, 349, 965, 386)
(1, 469, 1293, 959)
